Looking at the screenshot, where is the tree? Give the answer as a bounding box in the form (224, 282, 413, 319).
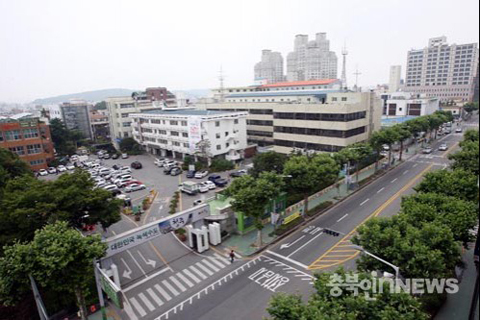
(250, 152, 288, 177)
(284, 154, 339, 217)
(0, 171, 122, 248)
(401, 193, 478, 246)
(463, 102, 479, 114)
(337, 143, 372, 183)
(225, 172, 285, 247)
(119, 137, 143, 155)
(393, 124, 412, 161)
(414, 169, 479, 203)
(462, 129, 479, 144)
(195, 139, 212, 166)
(0, 148, 32, 191)
(352, 216, 461, 279)
(93, 101, 107, 110)
(449, 140, 479, 175)
(210, 158, 234, 172)
(369, 131, 386, 172)
(49, 119, 85, 156)
(405, 116, 429, 147)
(266, 269, 428, 320)
(0, 221, 107, 320)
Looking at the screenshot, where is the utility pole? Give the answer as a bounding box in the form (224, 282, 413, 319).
(218, 67, 226, 103)
(341, 43, 348, 91)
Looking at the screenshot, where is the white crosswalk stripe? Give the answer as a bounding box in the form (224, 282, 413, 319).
(155, 284, 172, 301)
(162, 280, 180, 296)
(169, 276, 187, 292)
(214, 253, 230, 265)
(183, 269, 201, 284)
(189, 265, 208, 280)
(139, 292, 155, 312)
(176, 272, 194, 288)
(208, 256, 227, 269)
(130, 297, 147, 317)
(147, 288, 164, 307)
(196, 262, 214, 276)
(201, 259, 221, 272)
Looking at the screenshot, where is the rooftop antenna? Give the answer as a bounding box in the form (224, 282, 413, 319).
(354, 66, 362, 92)
(219, 66, 226, 102)
(341, 42, 348, 91)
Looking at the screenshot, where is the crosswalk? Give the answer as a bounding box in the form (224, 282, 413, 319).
(124, 253, 231, 319)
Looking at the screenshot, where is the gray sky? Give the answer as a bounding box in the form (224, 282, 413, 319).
(1, 0, 479, 103)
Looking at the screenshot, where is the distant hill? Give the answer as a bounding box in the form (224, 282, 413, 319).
(32, 88, 136, 105)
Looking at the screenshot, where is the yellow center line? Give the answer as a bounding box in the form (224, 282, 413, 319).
(149, 242, 172, 271)
(307, 164, 433, 270)
(178, 174, 183, 212)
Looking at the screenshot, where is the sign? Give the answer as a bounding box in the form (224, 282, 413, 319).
(104, 204, 210, 258)
(188, 116, 202, 153)
(98, 267, 123, 309)
(283, 211, 301, 225)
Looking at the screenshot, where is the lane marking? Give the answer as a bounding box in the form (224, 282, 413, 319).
(337, 214, 349, 223)
(189, 265, 208, 280)
(129, 297, 146, 317)
(176, 273, 194, 288)
(146, 288, 164, 307)
(169, 276, 187, 292)
(377, 187, 385, 194)
(123, 267, 171, 293)
(391, 178, 398, 184)
(213, 253, 231, 265)
(122, 299, 139, 320)
(310, 227, 323, 236)
(413, 163, 418, 168)
(287, 231, 324, 258)
(195, 262, 214, 276)
(265, 250, 309, 270)
(155, 284, 172, 301)
(162, 280, 180, 296)
(403, 170, 409, 175)
(201, 259, 221, 272)
(149, 242, 172, 271)
(182, 269, 201, 284)
(126, 249, 147, 276)
(138, 292, 155, 312)
(360, 199, 370, 206)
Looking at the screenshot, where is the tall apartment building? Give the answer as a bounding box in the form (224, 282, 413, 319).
(405, 37, 479, 102)
(60, 101, 92, 140)
(287, 33, 338, 82)
(254, 50, 285, 84)
(130, 110, 248, 161)
(389, 65, 402, 92)
(0, 114, 55, 170)
(200, 88, 381, 154)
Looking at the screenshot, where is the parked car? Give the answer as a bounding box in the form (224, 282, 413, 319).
(131, 161, 143, 169)
(39, 169, 48, 176)
(195, 170, 209, 179)
(57, 165, 67, 172)
(164, 166, 175, 175)
(213, 178, 229, 188)
(154, 158, 166, 167)
(112, 153, 120, 160)
(230, 170, 248, 178)
(193, 199, 204, 207)
(186, 170, 196, 179)
(163, 160, 177, 168)
(455, 128, 463, 133)
(202, 181, 216, 190)
(439, 144, 448, 151)
(422, 147, 433, 154)
(66, 164, 75, 170)
(125, 183, 146, 193)
(103, 185, 119, 192)
(48, 167, 57, 174)
(103, 154, 111, 159)
(124, 180, 143, 187)
(198, 183, 209, 193)
(121, 153, 129, 159)
(170, 167, 183, 176)
(208, 174, 222, 182)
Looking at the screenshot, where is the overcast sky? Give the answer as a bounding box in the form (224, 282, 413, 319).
(1, 0, 479, 103)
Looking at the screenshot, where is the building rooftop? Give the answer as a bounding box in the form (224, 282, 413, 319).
(226, 90, 340, 99)
(261, 79, 339, 88)
(140, 109, 242, 116)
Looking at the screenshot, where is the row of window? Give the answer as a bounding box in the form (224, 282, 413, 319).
(8, 144, 43, 156)
(274, 126, 366, 138)
(274, 140, 344, 152)
(273, 111, 367, 122)
(0, 128, 40, 141)
(247, 130, 274, 138)
(247, 120, 274, 126)
(30, 159, 45, 166)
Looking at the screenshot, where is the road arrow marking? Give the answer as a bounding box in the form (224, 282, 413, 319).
(138, 250, 157, 268)
(121, 258, 132, 279)
(280, 235, 306, 250)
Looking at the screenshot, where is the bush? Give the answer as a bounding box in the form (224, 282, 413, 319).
(307, 201, 333, 217)
(210, 158, 234, 172)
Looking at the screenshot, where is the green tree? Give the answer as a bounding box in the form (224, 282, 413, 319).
(266, 269, 428, 320)
(284, 154, 339, 217)
(414, 169, 479, 203)
(401, 193, 478, 246)
(393, 124, 412, 161)
(210, 158, 234, 172)
(226, 172, 285, 247)
(449, 140, 479, 175)
(0, 171, 122, 248)
(0, 148, 32, 191)
(93, 101, 107, 110)
(119, 137, 143, 155)
(463, 102, 479, 114)
(0, 221, 107, 320)
(250, 152, 288, 177)
(353, 216, 461, 279)
(405, 116, 429, 147)
(462, 129, 479, 144)
(49, 119, 85, 156)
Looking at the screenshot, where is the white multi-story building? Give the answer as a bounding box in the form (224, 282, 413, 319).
(130, 110, 248, 161)
(389, 66, 402, 92)
(254, 50, 285, 84)
(382, 92, 439, 118)
(287, 33, 338, 82)
(405, 37, 479, 102)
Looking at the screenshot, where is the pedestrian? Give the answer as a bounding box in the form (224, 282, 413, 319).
(229, 250, 235, 264)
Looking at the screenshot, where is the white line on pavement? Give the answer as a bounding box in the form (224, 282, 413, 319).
(360, 199, 370, 206)
(126, 249, 147, 276)
(123, 267, 171, 293)
(403, 170, 409, 175)
(265, 250, 309, 270)
(176, 273, 194, 288)
(147, 288, 164, 307)
(201, 259, 221, 272)
(169, 276, 187, 292)
(182, 269, 201, 284)
(287, 231, 324, 258)
(155, 284, 172, 301)
(130, 297, 147, 317)
(123, 299, 139, 320)
(208, 256, 227, 269)
(162, 280, 180, 297)
(195, 262, 214, 276)
(138, 292, 155, 311)
(189, 265, 207, 280)
(337, 214, 349, 223)
(391, 178, 398, 183)
(377, 187, 385, 194)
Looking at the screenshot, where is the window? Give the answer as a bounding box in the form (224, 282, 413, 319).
(225, 132, 229, 137)
(182, 133, 188, 138)
(9, 146, 25, 156)
(0, 132, 4, 142)
(183, 143, 189, 148)
(5, 130, 22, 141)
(122, 122, 132, 127)
(26, 144, 42, 155)
(332, 97, 338, 102)
(216, 145, 221, 150)
(341, 97, 348, 102)
(216, 133, 221, 139)
(172, 142, 180, 147)
(171, 131, 179, 136)
(234, 119, 239, 124)
(121, 113, 129, 118)
(23, 128, 39, 139)
(159, 130, 167, 135)
(226, 143, 230, 148)
(170, 120, 178, 126)
(215, 121, 220, 127)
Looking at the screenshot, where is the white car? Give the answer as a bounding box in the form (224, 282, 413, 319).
(66, 164, 75, 170)
(195, 170, 209, 179)
(121, 153, 129, 159)
(48, 167, 57, 174)
(154, 158, 166, 167)
(439, 144, 448, 151)
(39, 169, 48, 176)
(202, 181, 216, 190)
(163, 160, 177, 168)
(57, 165, 67, 172)
(198, 183, 209, 193)
(455, 128, 463, 133)
(102, 184, 119, 192)
(125, 183, 146, 193)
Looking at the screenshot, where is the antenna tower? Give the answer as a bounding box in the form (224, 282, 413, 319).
(341, 43, 348, 90)
(219, 67, 226, 102)
(354, 66, 362, 92)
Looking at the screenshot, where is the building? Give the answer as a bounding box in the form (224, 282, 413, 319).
(405, 37, 479, 102)
(0, 114, 55, 170)
(254, 50, 285, 84)
(107, 88, 178, 147)
(287, 33, 338, 82)
(60, 101, 93, 140)
(89, 110, 110, 142)
(200, 89, 382, 154)
(130, 110, 248, 161)
(382, 92, 439, 117)
(389, 65, 402, 92)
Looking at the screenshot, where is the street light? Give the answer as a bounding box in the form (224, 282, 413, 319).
(353, 245, 402, 280)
